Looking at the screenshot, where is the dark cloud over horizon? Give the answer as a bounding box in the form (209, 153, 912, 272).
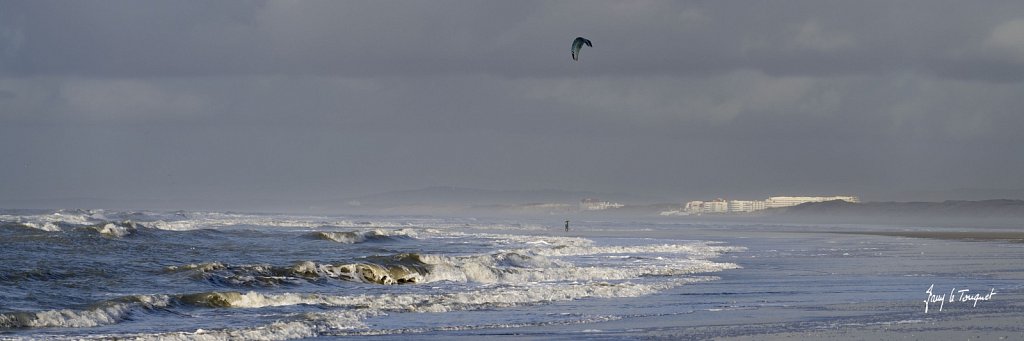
(3, 1, 1024, 209)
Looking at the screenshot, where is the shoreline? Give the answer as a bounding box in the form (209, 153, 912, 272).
(819, 230, 1024, 242)
(450, 222, 1024, 340)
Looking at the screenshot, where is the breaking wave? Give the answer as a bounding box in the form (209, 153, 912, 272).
(88, 221, 139, 238)
(165, 257, 430, 286)
(312, 229, 417, 244)
(164, 241, 740, 287)
(1, 275, 715, 339)
(0, 210, 407, 232)
(0, 295, 170, 329)
(1, 209, 747, 340)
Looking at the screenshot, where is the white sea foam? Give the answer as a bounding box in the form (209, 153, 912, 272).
(169, 257, 730, 287)
(4, 277, 714, 340)
(162, 237, 740, 287)
(419, 252, 738, 284)
(314, 229, 418, 244)
(18, 221, 62, 232)
(92, 223, 134, 237)
(166, 276, 717, 313)
(0, 210, 104, 232)
(165, 262, 227, 273)
(1, 210, 549, 233)
(69, 212, 383, 231)
(147, 219, 199, 231)
(147, 212, 411, 231)
(47, 210, 104, 226)
(1, 211, 747, 340)
(422, 231, 720, 285)
(0, 295, 170, 329)
(530, 243, 744, 259)
(0, 210, 151, 234)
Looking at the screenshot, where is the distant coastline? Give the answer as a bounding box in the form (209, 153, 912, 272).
(754, 199, 1024, 228)
(6, 185, 1024, 226)
(774, 199, 1024, 217)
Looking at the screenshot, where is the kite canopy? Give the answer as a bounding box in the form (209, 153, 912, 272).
(571, 37, 592, 61)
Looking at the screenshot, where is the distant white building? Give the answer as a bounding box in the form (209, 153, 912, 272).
(703, 199, 728, 213)
(763, 196, 859, 209)
(580, 198, 625, 211)
(728, 200, 765, 213)
(679, 198, 726, 214)
(678, 195, 857, 215)
(683, 200, 705, 214)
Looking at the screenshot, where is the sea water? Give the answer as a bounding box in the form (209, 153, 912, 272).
(0, 210, 742, 340)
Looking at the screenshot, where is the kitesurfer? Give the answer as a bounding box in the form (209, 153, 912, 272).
(571, 37, 592, 61)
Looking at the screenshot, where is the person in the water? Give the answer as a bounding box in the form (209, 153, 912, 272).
(564, 220, 570, 232)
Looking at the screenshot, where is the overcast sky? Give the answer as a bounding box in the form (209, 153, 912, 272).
(3, 1, 1024, 209)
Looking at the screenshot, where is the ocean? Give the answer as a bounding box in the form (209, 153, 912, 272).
(0, 210, 742, 339)
(2, 210, 1022, 340)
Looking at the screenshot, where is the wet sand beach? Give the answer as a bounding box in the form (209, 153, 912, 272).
(435, 220, 1024, 340)
(824, 230, 1024, 243)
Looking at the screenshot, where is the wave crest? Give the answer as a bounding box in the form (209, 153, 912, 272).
(312, 229, 417, 244)
(165, 256, 431, 286)
(0, 295, 170, 329)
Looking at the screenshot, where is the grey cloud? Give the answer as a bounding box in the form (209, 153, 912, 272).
(4, 1, 1024, 81)
(2, 1, 1024, 209)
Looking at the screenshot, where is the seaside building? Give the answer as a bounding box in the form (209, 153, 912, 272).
(683, 201, 704, 214)
(727, 200, 765, 213)
(681, 199, 728, 214)
(702, 199, 728, 213)
(676, 195, 858, 215)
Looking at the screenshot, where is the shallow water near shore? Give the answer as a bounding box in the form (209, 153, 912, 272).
(2, 210, 1021, 340)
(452, 221, 1024, 340)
